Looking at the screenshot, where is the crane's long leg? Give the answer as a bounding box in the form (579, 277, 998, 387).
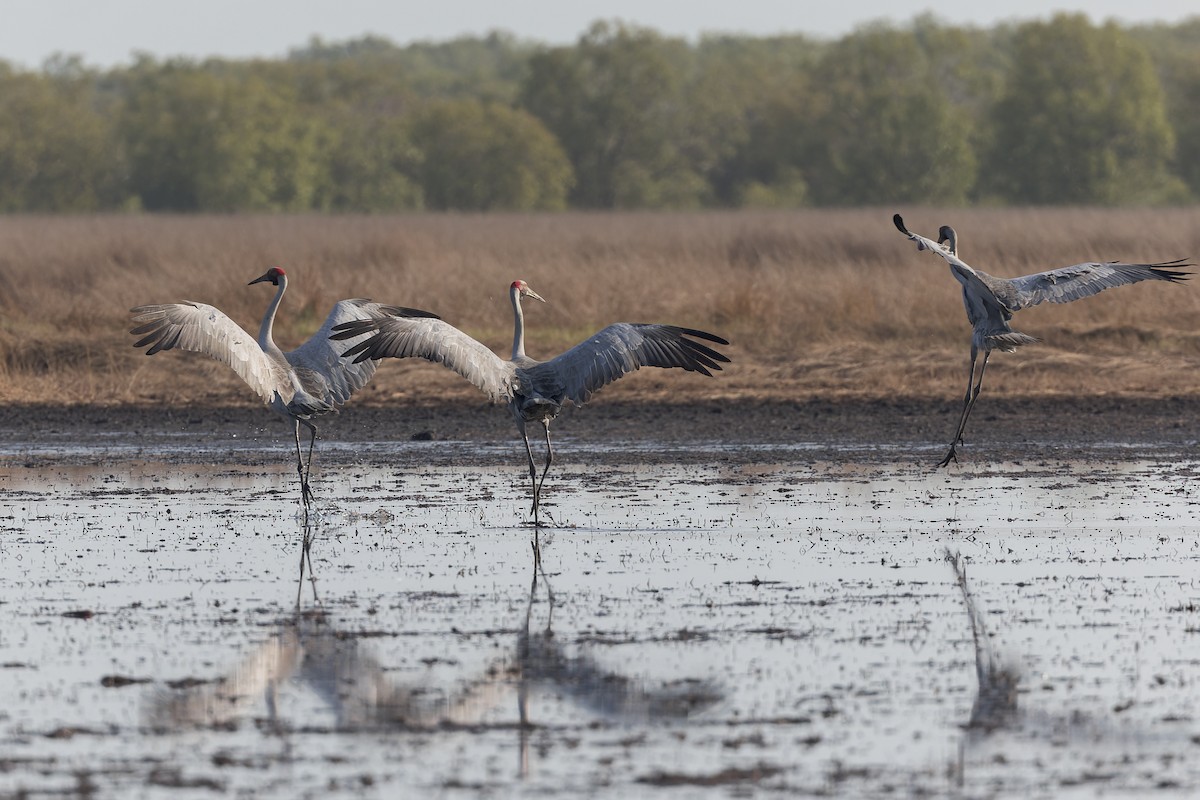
(299, 419, 318, 507)
(520, 423, 540, 522)
(535, 420, 553, 521)
(518, 421, 545, 569)
(940, 347, 991, 468)
(291, 420, 314, 507)
(940, 345, 979, 468)
(957, 351, 991, 445)
(303, 420, 318, 481)
(294, 419, 319, 506)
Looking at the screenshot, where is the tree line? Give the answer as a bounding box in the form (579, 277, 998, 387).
(2, 13, 1200, 213)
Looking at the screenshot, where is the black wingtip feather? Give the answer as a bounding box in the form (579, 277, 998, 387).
(382, 305, 441, 320)
(893, 213, 909, 234)
(680, 338, 730, 368)
(329, 320, 378, 341)
(1147, 259, 1193, 282)
(675, 327, 730, 347)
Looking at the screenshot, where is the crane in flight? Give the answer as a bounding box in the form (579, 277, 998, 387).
(330, 280, 729, 562)
(131, 267, 438, 505)
(893, 214, 1190, 467)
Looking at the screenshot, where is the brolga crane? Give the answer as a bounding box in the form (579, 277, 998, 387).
(330, 280, 730, 562)
(893, 214, 1191, 467)
(130, 267, 438, 505)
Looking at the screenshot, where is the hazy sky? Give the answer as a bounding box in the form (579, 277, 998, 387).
(2, 0, 1198, 68)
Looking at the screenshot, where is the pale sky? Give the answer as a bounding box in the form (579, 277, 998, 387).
(2, 0, 1198, 68)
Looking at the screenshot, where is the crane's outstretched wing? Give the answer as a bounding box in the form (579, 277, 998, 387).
(130, 303, 287, 404)
(331, 309, 514, 404)
(1008, 259, 1191, 309)
(893, 213, 978, 273)
(287, 300, 439, 405)
(527, 324, 730, 407)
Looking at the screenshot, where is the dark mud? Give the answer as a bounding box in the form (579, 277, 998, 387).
(1, 395, 1197, 467)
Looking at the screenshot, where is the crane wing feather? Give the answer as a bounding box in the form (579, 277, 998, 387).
(893, 213, 977, 273)
(286, 300, 438, 405)
(331, 313, 513, 404)
(525, 324, 730, 407)
(130, 303, 286, 404)
(1008, 259, 1191, 309)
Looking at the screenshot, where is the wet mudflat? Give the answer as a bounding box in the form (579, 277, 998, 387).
(2, 439, 1200, 797)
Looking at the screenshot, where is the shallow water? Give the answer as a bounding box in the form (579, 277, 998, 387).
(2, 448, 1200, 797)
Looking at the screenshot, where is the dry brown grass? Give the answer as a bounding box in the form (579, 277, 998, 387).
(2, 208, 1200, 407)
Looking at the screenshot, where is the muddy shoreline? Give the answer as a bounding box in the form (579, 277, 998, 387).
(0, 396, 1195, 466)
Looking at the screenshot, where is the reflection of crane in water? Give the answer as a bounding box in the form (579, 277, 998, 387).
(331, 280, 730, 563)
(945, 550, 1019, 732)
(148, 554, 722, 778)
(146, 604, 499, 732)
(131, 268, 437, 506)
(514, 560, 722, 776)
(894, 215, 1190, 467)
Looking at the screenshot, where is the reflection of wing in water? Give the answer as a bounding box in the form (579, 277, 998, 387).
(146, 610, 501, 731)
(148, 607, 518, 732)
(291, 611, 431, 728)
(149, 570, 720, 737)
(946, 550, 1019, 731)
(519, 628, 722, 719)
(517, 575, 723, 721)
(147, 624, 302, 730)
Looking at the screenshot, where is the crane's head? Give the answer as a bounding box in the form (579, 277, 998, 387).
(511, 279, 546, 303)
(937, 226, 958, 256)
(249, 267, 286, 286)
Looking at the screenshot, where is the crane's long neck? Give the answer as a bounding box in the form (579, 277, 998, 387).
(258, 275, 288, 359)
(511, 285, 527, 361)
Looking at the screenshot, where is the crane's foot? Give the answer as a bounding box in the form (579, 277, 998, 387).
(937, 443, 961, 468)
(301, 482, 315, 507)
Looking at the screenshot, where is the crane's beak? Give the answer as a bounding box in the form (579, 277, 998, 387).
(524, 288, 546, 303)
(248, 272, 273, 286)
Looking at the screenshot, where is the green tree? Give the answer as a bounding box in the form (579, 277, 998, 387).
(692, 35, 822, 206)
(314, 113, 423, 211)
(801, 26, 977, 206)
(0, 60, 121, 211)
(407, 98, 573, 210)
(289, 32, 530, 104)
(1134, 19, 1200, 201)
(117, 59, 322, 211)
(983, 14, 1184, 204)
(520, 21, 704, 208)
(268, 54, 424, 211)
(1162, 53, 1200, 200)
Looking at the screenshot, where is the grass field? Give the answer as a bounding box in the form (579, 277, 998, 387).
(2, 208, 1199, 407)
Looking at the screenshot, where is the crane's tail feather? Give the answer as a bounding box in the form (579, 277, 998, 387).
(985, 332, 1039, 352)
